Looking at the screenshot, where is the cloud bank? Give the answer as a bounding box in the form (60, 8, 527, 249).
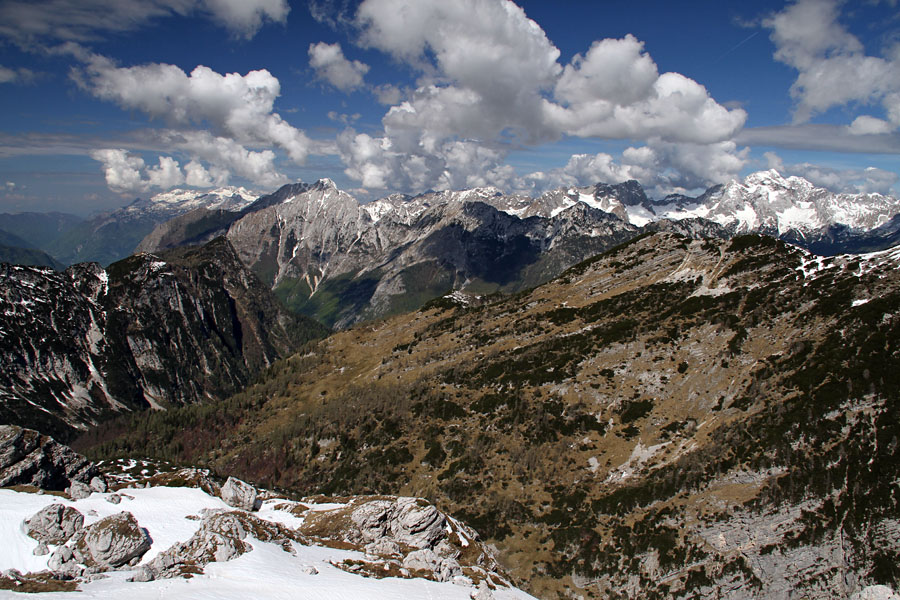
(337, 0, 749, 196)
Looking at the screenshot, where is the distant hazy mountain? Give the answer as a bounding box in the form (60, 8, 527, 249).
(0, 211, 84, 250)
(46, 187, 258, 266)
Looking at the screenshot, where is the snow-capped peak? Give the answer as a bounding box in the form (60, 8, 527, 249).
(133, 187, 259, 215)
(314, 178, 337, 189)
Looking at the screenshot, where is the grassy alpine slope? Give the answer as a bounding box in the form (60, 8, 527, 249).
(80, 233, 900, 599)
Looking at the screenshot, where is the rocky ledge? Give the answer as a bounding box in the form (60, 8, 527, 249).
(0, 436, 529, 599)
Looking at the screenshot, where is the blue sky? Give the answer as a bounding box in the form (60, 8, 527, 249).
(0, 0, 898, 215)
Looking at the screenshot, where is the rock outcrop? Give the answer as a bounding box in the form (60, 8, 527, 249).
(135, 510, 299, 581)
(349, 497, 447, 550)
(24, 503, 84, 544)
(402, 547, 463, 582)
(0, 425, 97, 490)
(2, 461, 526, 597)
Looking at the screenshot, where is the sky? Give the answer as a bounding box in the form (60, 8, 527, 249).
(0, 0, 898, 215)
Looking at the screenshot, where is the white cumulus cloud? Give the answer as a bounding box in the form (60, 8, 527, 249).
(761, 151, 899, 195)
(340, 0, 748, 196)
(309, 42, 369, 92)
(74, 53, 310, 164)
(165, 130, 289, 189)
(71, 50, 307, 191)
(764, 0, 900, 128)
(90, 149, 152, 194)
(545, 140, 748, 197)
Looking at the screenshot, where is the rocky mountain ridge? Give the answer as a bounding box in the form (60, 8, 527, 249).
(0, 239, 327, 440)
(86, 232, 900, 599)
(220, 179, 641, 328)
(135, 171, 900, 329)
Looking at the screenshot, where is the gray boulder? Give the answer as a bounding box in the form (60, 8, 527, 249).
(89, 476, 107, 493)
(139, 510, 301, 581)
(220, 477, 259, 511)
(24, 503, 84, 544)
(67, 480, 92, 499)
(0, 425, 97, 490)
(71, 512, 151, 569)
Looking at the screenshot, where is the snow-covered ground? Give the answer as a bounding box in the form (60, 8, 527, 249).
(0, 486, 536, 600)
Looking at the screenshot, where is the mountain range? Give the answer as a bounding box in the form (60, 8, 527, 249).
(133, 171, 900, 328)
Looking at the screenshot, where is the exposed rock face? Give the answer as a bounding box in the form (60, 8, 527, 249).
(219, 180, 640, 328)
(402, 547, 462, 582)
(72, 512, 151, 569)
(137, 510, 299, 581)
(24, 503, 84, 544)
(220, 476, 259, 511)
(0, 239, 328, 439)
(0, 425, 97, 490)
(349, 497, 447, 550)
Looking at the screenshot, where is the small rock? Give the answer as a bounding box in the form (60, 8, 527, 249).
(471, 580, 495, 600)
(2, 569, 23, 581)
(365, 539, 401, 557)
(67, 481, 92, 500)
(89, 477, 107, 493)
(33, 543, 49, 556)
(48, 545, 79, 576)
(24, 503, 84, 544)
(220, 477, 259, 511)
(106, 494, 122, 505)
(300, 565, 319, 575)
(129, 566, 155, 582)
